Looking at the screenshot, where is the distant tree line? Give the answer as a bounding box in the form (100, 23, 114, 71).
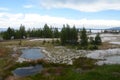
(0, 24, 102, 50)
(1, 24, 27, 40)
(0, 24, 60, 40)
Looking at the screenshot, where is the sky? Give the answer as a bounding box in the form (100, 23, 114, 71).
(0, 0, 120, 29)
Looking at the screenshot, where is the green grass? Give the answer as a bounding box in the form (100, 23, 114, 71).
(80, 65, 120, 80)
(16, 64, 120, 80)
(73, 57, 98, 69)
(9, 57, 120, 80)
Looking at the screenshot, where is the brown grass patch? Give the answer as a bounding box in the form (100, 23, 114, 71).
(0, 48, 7, 56)
(99, 42, 120, 50)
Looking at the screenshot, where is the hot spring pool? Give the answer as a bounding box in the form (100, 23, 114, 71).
(20, 48, 45, 60)
(12, 65, 43, 77)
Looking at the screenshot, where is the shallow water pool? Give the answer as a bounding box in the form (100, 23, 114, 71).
(12, 65, 43, 77)
(20, 48, 45, 60)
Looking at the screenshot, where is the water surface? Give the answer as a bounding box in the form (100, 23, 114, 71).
(13, 65, 43, 77)
(20, 48, 45, 60)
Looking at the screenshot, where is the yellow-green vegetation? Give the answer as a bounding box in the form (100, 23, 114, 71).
(0, 40, 20, 46)
(0, 46, 15, 78)
(0, 39, 57, 47)
(73, 57, 98, 69)
(31, 65, 120, 80)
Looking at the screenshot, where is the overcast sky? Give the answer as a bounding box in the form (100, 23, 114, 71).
(0, 0, 120, 29)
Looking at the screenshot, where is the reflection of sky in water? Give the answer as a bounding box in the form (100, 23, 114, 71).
(20, 48, 45, 60)
(13, 65, 43, 77)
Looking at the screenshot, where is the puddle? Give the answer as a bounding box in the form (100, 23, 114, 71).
(12, 65, 43, 77)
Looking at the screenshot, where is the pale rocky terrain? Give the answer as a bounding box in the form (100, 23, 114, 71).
(43, 46, 91, 65)
(16, 33, 120, 65)
(89, 33, 120, 43)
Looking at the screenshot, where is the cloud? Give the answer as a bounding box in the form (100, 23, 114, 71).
(23, 5, 34, 8)
(0, 12, 120, 29)
(0, 7, 9, 11)
(35, 0, 120, 12)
